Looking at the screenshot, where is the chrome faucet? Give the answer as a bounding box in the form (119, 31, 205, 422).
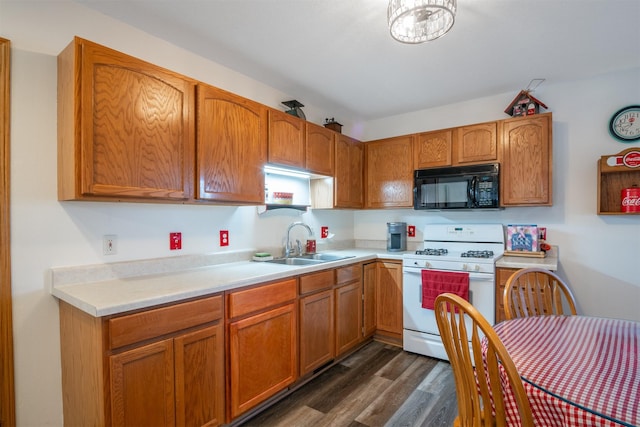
(284, 222, 313, 257)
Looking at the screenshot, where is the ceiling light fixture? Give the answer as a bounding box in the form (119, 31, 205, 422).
(388, 0, 457, 44)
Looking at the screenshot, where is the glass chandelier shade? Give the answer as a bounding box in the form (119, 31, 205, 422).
(388, 0, 457, 44)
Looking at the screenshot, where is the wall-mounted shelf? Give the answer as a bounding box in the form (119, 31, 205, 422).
(597, 147, 640, 215)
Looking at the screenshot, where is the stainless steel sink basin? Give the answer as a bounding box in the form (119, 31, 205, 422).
(299, 253, 355, 262)
(265, 257, 326, 266)
(264, 253, 355, 265)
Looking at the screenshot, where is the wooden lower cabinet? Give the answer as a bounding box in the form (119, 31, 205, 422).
(374, 261, 403, 341)
(109, 324, 224, 427)
(60, 294, 225, 427)
(496, 267, 518, 323)
(299, 270, 335, 376)
(299, 289, 335, 376)
(335, 281, 362, 356)
(362, 263, 377, 338)
(335, 264, 364, 356)
(110, 339, 175, 427)
(226, 279, 297, 420)
(175, 326, 225, 427)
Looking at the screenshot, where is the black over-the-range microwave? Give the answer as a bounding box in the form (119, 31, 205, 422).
(413, 163, 500, 210)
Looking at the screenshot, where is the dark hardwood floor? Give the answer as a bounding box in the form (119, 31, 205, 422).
(240, 341, 458, 427)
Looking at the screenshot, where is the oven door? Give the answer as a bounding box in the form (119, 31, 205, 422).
(402, 266, 495, 360)
(402, 267, 496, 336)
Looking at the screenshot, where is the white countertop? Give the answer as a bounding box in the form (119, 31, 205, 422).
(51, 249, 406, 317)
(51, 246, 560, 318)
(495, 246, 559, 270)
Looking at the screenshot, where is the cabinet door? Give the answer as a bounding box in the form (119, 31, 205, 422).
(335, 281, 363, 355)
(268, 109, 305, 168)
(453, 122, 498, 165)
(175, 324, 225, 427)
(414, 129, 452, 169)
(306, 123, 335, 176)
(58, 37, 196, 201)
(495, 267, 518, 324)
(362, 263, 377, 338)
(110, 339, 175, 427)
(365, 136, 414, 208)
(335, 134, 363, 208)
(501, 114, 552, 206)
(375, 261, 403, 337)
(197, 83, 268, 203)
(299, 289, 335, 376)
(228, 303, 297, 418)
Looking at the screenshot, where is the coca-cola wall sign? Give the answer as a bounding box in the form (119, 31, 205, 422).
(606, 150, 640, 168)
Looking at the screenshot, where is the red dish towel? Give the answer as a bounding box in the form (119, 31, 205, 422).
(421, 270, 469, 309)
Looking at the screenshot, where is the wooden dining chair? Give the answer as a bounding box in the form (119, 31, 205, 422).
(435, 293, 534, 427)
(503, 267, 577, 320)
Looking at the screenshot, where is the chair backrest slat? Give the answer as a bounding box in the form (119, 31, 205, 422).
(435, 293, 535, 427)
(504, 268, 577, 320)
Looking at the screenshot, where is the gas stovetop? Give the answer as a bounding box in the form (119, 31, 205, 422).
(404, 224, 505, 267)
(414, 249, 496, 258)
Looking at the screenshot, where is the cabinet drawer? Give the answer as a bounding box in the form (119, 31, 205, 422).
(108, 294, 223, 350)
(299, 270, 335, 295)
(336, 264, 361, 285)
(228, 279, 297, 319)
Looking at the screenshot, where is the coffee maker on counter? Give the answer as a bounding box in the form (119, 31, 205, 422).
(387, 222, 407, 252)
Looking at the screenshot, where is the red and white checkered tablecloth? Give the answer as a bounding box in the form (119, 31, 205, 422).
(490, 316, 639, 427)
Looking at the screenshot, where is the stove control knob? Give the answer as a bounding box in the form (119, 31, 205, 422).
(474, 264, 481, 271)
(462, 263, 468, 271)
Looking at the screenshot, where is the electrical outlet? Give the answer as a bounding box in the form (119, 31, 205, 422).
(408, 225, 416, 237)
(170, 232, 182, 250)
(321, 226, 329, 239)
(220, 230, 229, 247)
(103, 235, 117, 255)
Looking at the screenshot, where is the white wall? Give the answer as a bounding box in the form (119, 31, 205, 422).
(2, 1, 640, 426)
(359, 68, 640, 322)
(2, 2, 356, 425)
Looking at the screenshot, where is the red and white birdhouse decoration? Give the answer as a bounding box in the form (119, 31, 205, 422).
(504, 90, 548, 117)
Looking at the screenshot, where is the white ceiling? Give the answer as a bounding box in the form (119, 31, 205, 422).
(73, 0, 640, 121)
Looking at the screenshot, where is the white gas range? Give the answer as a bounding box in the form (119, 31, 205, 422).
(402, 224, 504, 361)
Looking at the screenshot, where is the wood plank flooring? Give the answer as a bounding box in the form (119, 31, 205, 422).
(240, 341, 458, 427)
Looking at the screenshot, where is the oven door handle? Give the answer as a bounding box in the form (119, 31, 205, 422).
(404, 268, 493, 281)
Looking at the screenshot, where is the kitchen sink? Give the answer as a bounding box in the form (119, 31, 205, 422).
(265, 257, 326, 266)
(298, 253, 355, 262)
(264, 253, 355, 266)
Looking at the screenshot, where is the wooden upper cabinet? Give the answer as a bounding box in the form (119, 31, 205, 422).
(500, 113, 553, 206)
(335, 134, 364, 208)
(306, 122, 335, 176)
(268, 109, 305, 169)
(413, 122, 497, 170)
(414, 129, 452, 169)
(196, 83, 268, 204)
(57, 37, 196, 202)
(365, 135, 414, 208)
(453, 121, 498, 165)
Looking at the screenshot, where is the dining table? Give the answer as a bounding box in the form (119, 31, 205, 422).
(488, 315, 639, 427)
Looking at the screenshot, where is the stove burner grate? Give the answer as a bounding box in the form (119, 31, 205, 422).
(415, 248, 448, 256)
(460, 250, 495, 258)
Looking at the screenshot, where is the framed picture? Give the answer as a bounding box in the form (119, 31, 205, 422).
(506, 225, 538, 252)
